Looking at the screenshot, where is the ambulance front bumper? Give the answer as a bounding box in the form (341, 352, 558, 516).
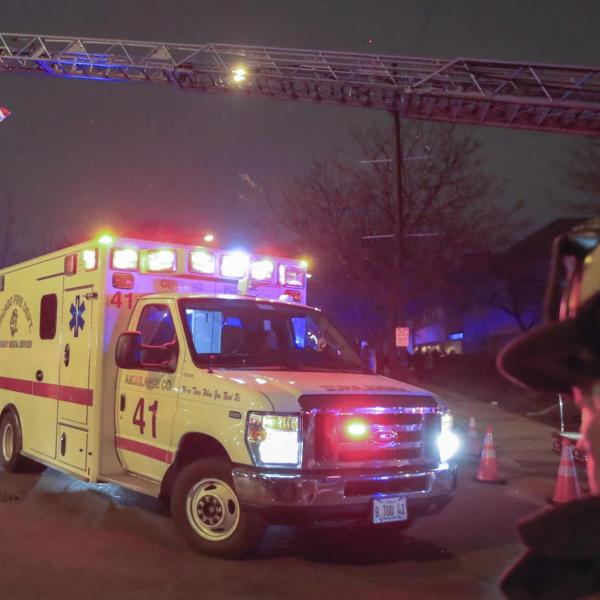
(232, 462, 457, 523)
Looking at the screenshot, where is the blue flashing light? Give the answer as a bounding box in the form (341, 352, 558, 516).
(448, 332, 464, 341)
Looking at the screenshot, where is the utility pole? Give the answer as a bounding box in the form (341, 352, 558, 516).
(391, 109, 407, 368)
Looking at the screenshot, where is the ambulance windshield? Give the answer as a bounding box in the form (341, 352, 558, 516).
(179, 299, 368, 373)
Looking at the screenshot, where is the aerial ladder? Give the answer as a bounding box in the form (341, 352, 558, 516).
(0, 32, 599, 136)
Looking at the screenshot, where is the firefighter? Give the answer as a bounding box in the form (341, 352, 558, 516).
(497, 218, 600, 599)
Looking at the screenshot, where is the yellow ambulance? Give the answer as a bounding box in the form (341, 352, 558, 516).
(0, 236, 458, 557)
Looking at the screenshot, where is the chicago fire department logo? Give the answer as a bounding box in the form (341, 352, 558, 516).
(9, 309, 18, 337)
(69, 296, 86, 338)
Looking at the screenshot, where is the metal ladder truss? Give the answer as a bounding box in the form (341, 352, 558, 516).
(1, 32, 599, 135)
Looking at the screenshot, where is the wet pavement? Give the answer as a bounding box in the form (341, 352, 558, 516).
(0, 389, 582, 600)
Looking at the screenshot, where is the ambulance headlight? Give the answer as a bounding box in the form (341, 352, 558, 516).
(246, 413, 302, 467)
(438, 412, 459, 462)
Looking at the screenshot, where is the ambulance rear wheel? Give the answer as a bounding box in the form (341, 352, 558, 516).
(0, 411, 29, 473)
(171, 458, 266, 558)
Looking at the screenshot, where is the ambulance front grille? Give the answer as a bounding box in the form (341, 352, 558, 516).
(299, 394, 441, 470)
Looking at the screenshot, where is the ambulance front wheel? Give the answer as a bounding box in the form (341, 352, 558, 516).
(171, 458, 266, 558)
(0, 410, 31, 473)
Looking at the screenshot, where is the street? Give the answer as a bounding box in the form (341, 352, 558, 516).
(0, 388, 576, 600)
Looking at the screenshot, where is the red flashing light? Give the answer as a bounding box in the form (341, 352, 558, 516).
(112, 272, 135, 289)
(283, 290, 302, 303)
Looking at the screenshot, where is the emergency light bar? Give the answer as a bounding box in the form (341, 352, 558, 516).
(251, 259, 275, 282)
(111, 248, 138, 271)
(82, 249, 98, 271)
(189, 249, 216, 275)
(145, 249, 176, 272)
(279, 265, 305, 288)
(220, 252, 250, 279)
(97, 238, 307, 297)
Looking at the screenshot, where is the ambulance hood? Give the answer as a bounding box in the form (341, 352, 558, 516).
(214, 369, 446, 413)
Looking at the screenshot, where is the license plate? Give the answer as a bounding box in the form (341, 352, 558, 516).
(373, 495, 408, 524)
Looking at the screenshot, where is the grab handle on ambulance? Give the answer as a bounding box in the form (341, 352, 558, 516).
(35, 370, 43, 382)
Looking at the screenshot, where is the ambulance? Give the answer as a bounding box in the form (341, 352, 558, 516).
(0, 236, 458, 557)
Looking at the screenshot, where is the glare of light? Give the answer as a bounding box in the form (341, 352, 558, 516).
(346, 421, 369, 438)
(82, 249, 98, 271)
(221, 252, 250, 278)
(259, 431, 299, 464)
(231, 377, 246, 385)
(98, 234, 114, 245)
(438, 431, 460, 462)
(111, 248, 138, 271)
(255, 377, 267, 385)
(279, 265, 305, 288)
(251, 259, 275, 281)
(232, 66, 247, 83)
(300, 259, 309, 269)
(147, 249, 176, 272)
(190, 249, 216, 274)
(203, 233, 215, 243)
(306, 273, 312, 279)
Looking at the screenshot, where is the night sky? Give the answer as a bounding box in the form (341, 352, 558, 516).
(1, 0, 599, 262)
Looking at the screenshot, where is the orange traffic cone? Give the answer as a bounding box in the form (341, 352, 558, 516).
(475, 426, 506, 484)
(468, 417, 480, 456)
(552, 440, 581, 503)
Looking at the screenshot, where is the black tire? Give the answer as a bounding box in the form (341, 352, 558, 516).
(171, 458, 266, 558)
(0, 411, 29, 473)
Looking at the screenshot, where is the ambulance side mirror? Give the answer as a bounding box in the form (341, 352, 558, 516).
(115, 332, 142, 369)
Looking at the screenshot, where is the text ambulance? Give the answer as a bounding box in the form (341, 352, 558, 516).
(0, 237, 458, 557)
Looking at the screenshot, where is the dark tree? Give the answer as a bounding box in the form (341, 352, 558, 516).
(242, 121, 522, 346)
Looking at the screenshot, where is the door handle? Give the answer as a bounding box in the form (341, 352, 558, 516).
(120, 394, 126, 412)
(64, 344, 70, 367)
(35, 370, 43, 382)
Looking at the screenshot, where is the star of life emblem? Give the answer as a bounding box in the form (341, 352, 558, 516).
(69, 296, 86, 338)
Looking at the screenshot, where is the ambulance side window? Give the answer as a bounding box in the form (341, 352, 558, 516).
(138, 305, 176, 346)
(39, 294, 57, 340)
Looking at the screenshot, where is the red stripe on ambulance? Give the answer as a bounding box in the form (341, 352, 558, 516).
(115, 436, 173, 463)
(0, 376, 93, 406)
